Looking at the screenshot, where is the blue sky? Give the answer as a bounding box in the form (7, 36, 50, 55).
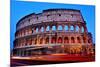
(10, 0, 95, 50)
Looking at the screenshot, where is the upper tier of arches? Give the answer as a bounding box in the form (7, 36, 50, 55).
(15, 23, 87, 39)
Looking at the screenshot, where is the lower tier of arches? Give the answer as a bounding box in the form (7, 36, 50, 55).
(12, 44, 94, 57)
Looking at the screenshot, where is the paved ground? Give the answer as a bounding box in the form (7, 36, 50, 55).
(11, 54, 95, 67)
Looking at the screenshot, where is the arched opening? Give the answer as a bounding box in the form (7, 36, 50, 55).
(58, 37, 62, 43)
(36, 27, 38, 33)
(58, 25, 63, 31)
(46, 26, 50, 31)
(70, 25, 74, 31)
(40, 38, 43, 44)
(81, 26, 84, 33)
(41, 27, 44, 32)
(51, 37, 56, 43)
(52, 25, 56, 31)
(46, 37, 49, 44)
(71, 37, 75, 43)
(76, 25, 79, 32)
(64, 37, 69, 43)
(77, 37, 81, 43)
(64, 25, 68, 31)
(35, 39, 37, 44)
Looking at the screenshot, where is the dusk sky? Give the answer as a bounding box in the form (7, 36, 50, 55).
(10, 0, 95, 50)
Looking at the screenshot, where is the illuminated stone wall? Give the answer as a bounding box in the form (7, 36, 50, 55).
(12, 9, 94, 56)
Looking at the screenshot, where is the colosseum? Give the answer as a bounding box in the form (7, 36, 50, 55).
(12, 9, 94, 57)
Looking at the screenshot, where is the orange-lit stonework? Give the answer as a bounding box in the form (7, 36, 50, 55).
(12, 9, 94, 57)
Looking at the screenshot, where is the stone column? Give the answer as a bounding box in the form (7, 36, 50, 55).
(68, 36, 71, 44)
(68, 24, 70, 32)
(62, 36, 64, 44)
(19, 50, 21, 56)
(75, 36, 77, 44)
(81, 36, 83, 44)
(84, 25, 88, 33)
(79, 26, 82, 33)
(16, 50, 18, 56)
(34, 27, 36, 33)
(44, 25, 46, 33)
(43, 37, 45, 44)
(26, 50, 28, 56)
(56, 24, 58, 32)
(62, 24, 65, 32)
(36, 36, 38, 45)
(32, 38, 34, 45)
(50, 25, 52, 32)
(38, 26, 41, 33)
(74, 25, 76, 32)
(49, 35, 51, 44)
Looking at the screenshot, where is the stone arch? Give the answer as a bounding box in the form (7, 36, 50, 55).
(76, 25, 79, 32)
(28, 38, 32, 45)
(71, 37, 75, 43)
(52, 25, 56, 31)
(40, 27, 44, 32)
(81, 26, 84, 33)
(36, 27, 38, 33)
(46, 26, 50, 31)
(51, 37, 56, 43)
(77, 37, 81, 43)
(46, 37, 49, 44)
(58, 25, 63, 31)
(40, 38, 43, 44)
(35, 39, 37, 44)
(64, 25, 68, 31)
(64, 37, 69, 43)
(58, 37, 63, 43)
(70, 25, 74, 31)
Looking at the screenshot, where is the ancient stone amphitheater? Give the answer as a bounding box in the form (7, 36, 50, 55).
(12, 9, 94, 57)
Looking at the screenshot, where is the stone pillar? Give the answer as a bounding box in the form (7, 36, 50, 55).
(44, 25, 46, 33)
(26, 29, 28, 35)
(43, 37, 45, 44)
(68, 24, 70, 32)
(36, 35, 38, 45)
(32, 38, 34, 45)
(16, 50, 18, 56)
(79, 26, 82, 33)
(50, 25, 52, 32)
(74, 25, 76, 32)
(75, 36, 77, 44)
(84, 25, 88, 33)
(62, 24, 65, 32)
(29, 28, 31, 34)
(68, 36, 71, 44)
(34, 27, 36, 33)
(49, 35, 51, 44)
(19, 50, 21, 56)
(62, 36, 64, 44)
(81, 36, 83, 44)
(38, 26, 41, 33)
(26, 50, 28, 56)
(56, 25, 57, 32)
